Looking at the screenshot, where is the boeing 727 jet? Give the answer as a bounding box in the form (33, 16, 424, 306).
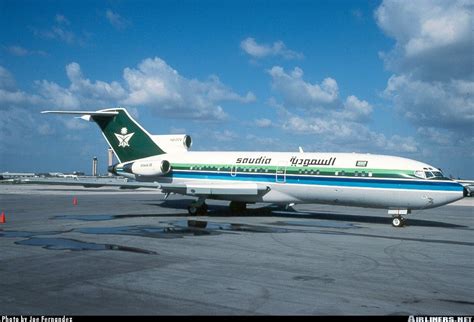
(41, 108, 467, 227)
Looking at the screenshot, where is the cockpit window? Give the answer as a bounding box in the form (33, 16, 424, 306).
(415, 169, 446, 180)
(414, 170, 425, 179)
(432, 171, 443, 178)
(425, 171, 434, 178)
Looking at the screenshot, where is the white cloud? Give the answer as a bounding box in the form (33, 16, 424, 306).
(0, 66, 16, 91)
(375, 0, 473, 153)
(268, 66, 373, 123)
(65, 62, 127, 103)
(269, 66, 339, 110)
(266, 64, 414, 155)
(417, 127, 453, 145)
(375, 0, 473, 81)
(240, 37, 303, 60)
(63, 118, 90, 130)
(255, 118, 272, 128)
(351, 9, 364, 21)
(245, 134, 280, 148)
(0, 66, 43, 107)
(105, 9, 130, 30)
(383, 74, 473, 132)
(37, 123, 55, 135)
(212, 130, 238, 142)
(122, 57, 255, 120)
(6, 45, 28, 56)
(280, 113, 417, 153)
(55, 14, 70, 25)
(339, 95, 373, 122)
(4, 45, 47, 57)
(3, 58, 253, 122)
(32, 14, 85, 46)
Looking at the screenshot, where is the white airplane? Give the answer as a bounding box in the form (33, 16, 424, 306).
(41, 108, 467, 227)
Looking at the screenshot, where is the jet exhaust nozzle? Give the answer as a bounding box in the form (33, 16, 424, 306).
(107, 163, 120, 175)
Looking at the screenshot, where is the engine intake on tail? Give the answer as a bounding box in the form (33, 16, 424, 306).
(151, 134, 192, 152)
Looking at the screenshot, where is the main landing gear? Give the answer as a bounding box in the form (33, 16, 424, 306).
(187, 197, 208, 216)
(229, 201, 246, 213)
(187, 199, 249, 216)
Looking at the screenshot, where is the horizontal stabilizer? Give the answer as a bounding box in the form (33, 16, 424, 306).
(17, 177, 160, 189)
(41, 110, 118, 116)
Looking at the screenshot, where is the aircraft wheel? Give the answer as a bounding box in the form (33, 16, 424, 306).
(188, 205, 198, 216)
(197, 205, 208, 216)
(188, 204, 208, 216)
(392, 216, 405, 227)
(229, 201, 246, 213)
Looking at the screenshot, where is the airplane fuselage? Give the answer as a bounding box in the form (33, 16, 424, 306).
(115, 151, 465, 210)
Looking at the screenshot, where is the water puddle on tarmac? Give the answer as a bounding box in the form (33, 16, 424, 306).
(54, 214, 115, 221)
(0, 230, 66, 238)
(75, 220, 291, 239)
(15, 237, 157, 254)
(1, 229, 157, 254)
(272, 220, 356, 229)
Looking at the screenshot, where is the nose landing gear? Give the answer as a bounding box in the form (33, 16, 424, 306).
(388, 209, 410, 228)
(391, 216, 406, 227)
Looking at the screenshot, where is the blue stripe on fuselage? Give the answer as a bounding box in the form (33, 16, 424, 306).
(168, 170, 463, 191)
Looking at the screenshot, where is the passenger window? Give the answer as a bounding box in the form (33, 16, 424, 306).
(356, 161, 368, 167)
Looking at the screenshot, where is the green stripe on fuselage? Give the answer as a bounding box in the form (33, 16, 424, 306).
(169, 163, 430, 180)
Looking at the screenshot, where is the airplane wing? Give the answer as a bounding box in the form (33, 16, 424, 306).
(159, 182, 271, 196)
(8, 177, 271, 196)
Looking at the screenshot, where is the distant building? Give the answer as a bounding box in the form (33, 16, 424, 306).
(92, 157, 98, 176)
(0, 172, 36, 179)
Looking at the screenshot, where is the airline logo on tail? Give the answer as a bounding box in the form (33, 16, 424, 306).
(114, 127, 134, 148)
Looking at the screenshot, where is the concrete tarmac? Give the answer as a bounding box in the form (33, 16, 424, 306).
(0, 184, 473, 315)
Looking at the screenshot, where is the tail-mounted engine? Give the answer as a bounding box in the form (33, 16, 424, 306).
(122, 159, 171, 176)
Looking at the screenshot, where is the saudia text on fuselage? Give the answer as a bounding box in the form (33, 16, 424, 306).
(236, 156, 272, 165)
(234, 156, 336, 167)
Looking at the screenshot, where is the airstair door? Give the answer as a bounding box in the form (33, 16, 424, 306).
(275, 162, 286, 183)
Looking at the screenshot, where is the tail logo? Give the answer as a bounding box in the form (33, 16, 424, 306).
(114, 127, 134, 148)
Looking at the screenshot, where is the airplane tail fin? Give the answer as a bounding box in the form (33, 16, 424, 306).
(41, 108, 165, 162)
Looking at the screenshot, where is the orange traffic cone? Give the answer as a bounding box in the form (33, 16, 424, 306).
(73, 197, 78, 206)
(0, 211, 5, 224)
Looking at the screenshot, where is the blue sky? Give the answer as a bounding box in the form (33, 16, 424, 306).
(1, 0, 472, 178)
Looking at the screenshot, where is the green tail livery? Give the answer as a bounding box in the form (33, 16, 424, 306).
(42, 108, 165, 162)
(92, 108, 165, 162)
